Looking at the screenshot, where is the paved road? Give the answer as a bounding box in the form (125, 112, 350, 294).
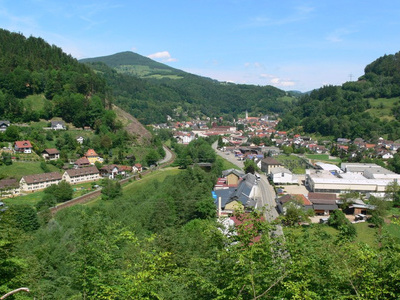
(158, 145, 173, 164)
(212, 142, 279, 223)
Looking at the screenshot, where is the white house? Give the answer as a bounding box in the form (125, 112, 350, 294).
(174, 131, 196, 144)
(0, 120, 10, 132)
(14, 140, 33, 154)
(20, 172, 63, 192)
(51, 121, 66, 130)
(269, 167, 298, 185)
(62, 166, 100, 184)
(76, 136, 84, 144)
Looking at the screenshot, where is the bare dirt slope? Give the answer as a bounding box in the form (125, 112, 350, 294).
(112, 104, 152, 144)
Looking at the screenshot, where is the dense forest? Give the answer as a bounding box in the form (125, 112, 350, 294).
(278, 51, 400, 140)
(0, 29, 120, 132)
(81, 52, 296, 124)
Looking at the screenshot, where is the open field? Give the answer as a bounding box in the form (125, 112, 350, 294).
(276, 155, 307, 174)
(366, 97, 398, 121)
(305, 154, 341, 164)
(123, 167, 181, 194)
(25, 94, 47, 112)
(284, 221, 399, 248)
(84, 167, 182, 207)
(0, 162, 60, 180)
(3, 181, 97, 206)
(216, 155, 241, 171)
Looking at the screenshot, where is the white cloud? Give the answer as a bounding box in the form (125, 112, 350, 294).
(244, 62, 264, 69)
(147, 51, 177, 62)
(326, 28, 357, 43)
(259, 73, 274, 79)
(269, 77, 296, 87)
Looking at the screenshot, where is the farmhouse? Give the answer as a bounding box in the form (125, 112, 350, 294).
(41, 148, 60, 161)
(84, 149, 102, 164)
(14, 140, 33, 154)
(0, 120, 10, 132)
(51, 120, 66, 130)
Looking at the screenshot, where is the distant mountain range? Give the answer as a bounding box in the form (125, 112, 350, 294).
(80, 52, 298, 124)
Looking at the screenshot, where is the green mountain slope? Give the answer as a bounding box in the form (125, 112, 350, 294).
(80, 51, 186, 79)
(81, 52, 296, 124)
(278, 51, 400, 140)
(0, 29, 151, 143)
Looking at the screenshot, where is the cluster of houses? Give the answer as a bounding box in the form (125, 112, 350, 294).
(0, 146, 143, 198)
(156, 112, 400, 162)
(154, 114, 278, 146)
(212, 169, 259, 216)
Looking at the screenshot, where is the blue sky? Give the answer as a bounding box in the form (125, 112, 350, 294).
(1, 0, 400, 92)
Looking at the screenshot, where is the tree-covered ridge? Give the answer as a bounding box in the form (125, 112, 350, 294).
(278, 51, 400, 140)
(0, 29, 119, 131)
(83, 53, 294, 124)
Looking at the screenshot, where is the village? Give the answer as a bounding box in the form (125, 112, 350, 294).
(154, 112, 400, 226)
(0, 119, 143, 200)
(1, 112, 400, 227)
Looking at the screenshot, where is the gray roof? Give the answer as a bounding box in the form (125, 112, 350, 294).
(222, 168, 245, 178)
(270, 167, 292, 175)
(261, 157, 281, 166)
(214, 173, 257, 209)
(313, 204, 338, 211)
(22, 172, 62, 184)
(65, 166, 99, 178)
(0, 178, 18, 189)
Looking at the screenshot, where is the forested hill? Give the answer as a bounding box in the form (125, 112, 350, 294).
(0, 28, 127, 135)
(80, 51, 185, 77)
(80, 52, 297, 124)
(278, 51, 400, 141)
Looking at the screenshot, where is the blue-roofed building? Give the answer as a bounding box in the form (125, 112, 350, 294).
(215, 173, 257, 215)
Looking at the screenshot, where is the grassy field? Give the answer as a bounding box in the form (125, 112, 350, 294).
(84, 167, 182, 207)
(25, 94, 47, 112)
(0, 162, 60, 181)
(115, 65, 182, 80)
(284, 221, 400, 248)
(305, 154, 341, 164)
(3, 181, 97, 207)
(276, 155, 307, 174)
(123, 167, 181, 194)
(216, 155, 241, 171)
(366, 97, 398, 121)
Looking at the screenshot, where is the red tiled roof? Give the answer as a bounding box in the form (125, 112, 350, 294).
(75, 157, 90, 166)
(85, 149, 98, 157)
(15, 140, 32, 148)
(294, 194, 312, 206)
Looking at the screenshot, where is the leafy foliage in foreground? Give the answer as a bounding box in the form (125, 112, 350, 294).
(2, 162, 400, 298)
